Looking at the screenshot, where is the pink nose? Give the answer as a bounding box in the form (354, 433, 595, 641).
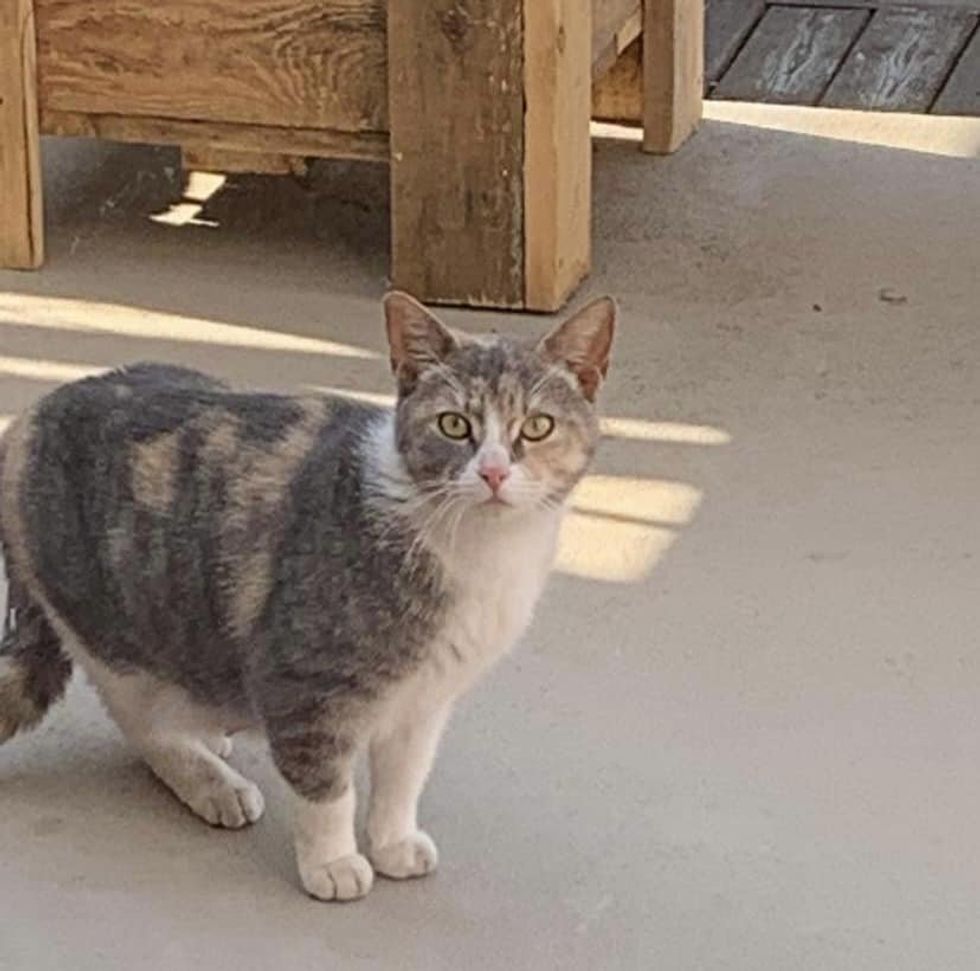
(479, 465, 510, 494)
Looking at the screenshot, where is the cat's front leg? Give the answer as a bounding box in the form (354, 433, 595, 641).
(267, 719, 373, 901)
(367, 702, 452, 879)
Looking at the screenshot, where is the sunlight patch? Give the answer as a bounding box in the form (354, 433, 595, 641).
(557, 475, 703, 582)
(0, 293, 376, 359)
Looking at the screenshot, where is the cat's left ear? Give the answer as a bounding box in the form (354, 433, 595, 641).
(383, 291, 460, 392)
(538, 296, 617, 402)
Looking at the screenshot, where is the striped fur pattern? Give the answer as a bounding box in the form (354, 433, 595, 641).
(0, 292, 615, 900)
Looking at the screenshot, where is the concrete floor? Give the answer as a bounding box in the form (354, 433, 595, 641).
(1, 105, 978, 970)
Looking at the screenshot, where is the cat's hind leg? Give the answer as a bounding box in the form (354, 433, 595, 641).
(70, 643, 263, 829)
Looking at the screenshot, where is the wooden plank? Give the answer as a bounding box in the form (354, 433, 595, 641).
(714, 7, 868, 105)
(593, 0, 642, 79)
(706, 0, 765, 84)
(41, 110, 389, 162)
(777, 0, 980, 11)
(823, 8, 977, 111)
(643, 0, 705, 153)
(34, 0, 388, 133)
(525, 0, 592, 310)
(593, 38, 643, 123)
(182, 148, 309, 177)
(933, 26, 980, 114)
(388, 0, 525, 307)
(0, 0, 43, 269)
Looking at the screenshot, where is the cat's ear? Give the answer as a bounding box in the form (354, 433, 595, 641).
(383, 291, 459, 392)
(538, 297, 616, 402)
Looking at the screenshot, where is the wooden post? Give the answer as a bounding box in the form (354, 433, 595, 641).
(388, 0, 590, 311)
(0, 0, 43, 268)
(642, 0, 703, 154)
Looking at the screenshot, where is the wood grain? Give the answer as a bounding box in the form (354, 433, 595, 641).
(182, 147, 309, 176)
(823, 8, 977, 110)
(775, 0, 980, 11)
(643, 0, 704, 153)
(593, 0, 642, 79)
(932, 26, 980, 115)
(41, 110, 389, 161)
(388, 0, 525, 307)
(1, 0, 43, 268)
(525, 0, 591, 310)
(705, 0, 766, 83)
(593, 38, 644, 123)
(34, 0, 388, 133)
(714, 6, 869, 105)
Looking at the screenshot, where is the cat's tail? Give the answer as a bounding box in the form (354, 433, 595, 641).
(0, 425, 73, 743)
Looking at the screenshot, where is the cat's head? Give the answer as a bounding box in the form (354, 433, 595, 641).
(384, 292, 616, 514)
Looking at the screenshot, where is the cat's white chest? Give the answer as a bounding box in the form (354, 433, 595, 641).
(432, 509, 562, 688)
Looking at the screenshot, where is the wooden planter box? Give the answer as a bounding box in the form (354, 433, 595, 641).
(1, 0, 702, 310)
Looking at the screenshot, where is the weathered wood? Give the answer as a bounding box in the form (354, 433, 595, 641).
(823, 8, 977, 111)
(593, 0, 642, 79)
(932, 26, 980, 115)
(41, 110, 389, 161)
(593, 38, 643, 123)
(705, 0, 766, 84)
(388, 0, 525, 307)
(714, 6, 869, 105)
(34, 0, 388, 133)
(775, 0, 980, 10)
(182, 147, 309, 176)
(0, 0, 43, 268)
(643, 0, 704, 153)
(525, 0, 592, 310)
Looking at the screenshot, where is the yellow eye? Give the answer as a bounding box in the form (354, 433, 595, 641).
(437, 412, 472, 440)
(520, 414, 555, 442)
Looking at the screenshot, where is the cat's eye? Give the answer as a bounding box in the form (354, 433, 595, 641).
(437, 412, 472, 441)
(520, 414, 555, 442)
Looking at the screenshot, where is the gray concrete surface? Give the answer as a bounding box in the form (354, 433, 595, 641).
(1, 106, 978, 970)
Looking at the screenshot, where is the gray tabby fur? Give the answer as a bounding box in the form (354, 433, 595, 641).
(0, 292, 616, 899)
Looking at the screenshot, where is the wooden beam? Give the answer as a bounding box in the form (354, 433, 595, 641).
(642, 0, 704, 154)
(41, 110, 389, 162)
(525, 0, 592, 310)
(593, 0, 642, 80)
(34, 0, 388, 134)
(388, 0, 526, 307)
(1, 0, 43, 269)
(593, 38, 643, 124)
(181, 147, 309, 176)
(388, 0, 590, 310)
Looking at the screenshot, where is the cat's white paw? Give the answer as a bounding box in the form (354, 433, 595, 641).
(301, 854, 375, 902)
(210, 735, 233, 759)
(370, 831, 439, 879)
(184, 778, 265, 829)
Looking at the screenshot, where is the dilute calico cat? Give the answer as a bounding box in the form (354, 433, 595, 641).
(0, 292, 615, 901)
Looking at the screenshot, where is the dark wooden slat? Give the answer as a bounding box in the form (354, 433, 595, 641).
(776, 0, 980, 11)
(706, 0, 765, 83)
(714, 7, 869, 104)
(823, 8, 977, 110)
(932, 26, 980, 114)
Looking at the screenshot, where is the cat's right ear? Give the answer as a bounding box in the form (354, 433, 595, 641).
(383, 291, 459, 393)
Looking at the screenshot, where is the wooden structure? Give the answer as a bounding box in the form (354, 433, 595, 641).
(0, 0, 703, 311)
(703, 0, 979, 115)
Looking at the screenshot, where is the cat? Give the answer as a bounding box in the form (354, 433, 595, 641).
(0, 291, 615, 901)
